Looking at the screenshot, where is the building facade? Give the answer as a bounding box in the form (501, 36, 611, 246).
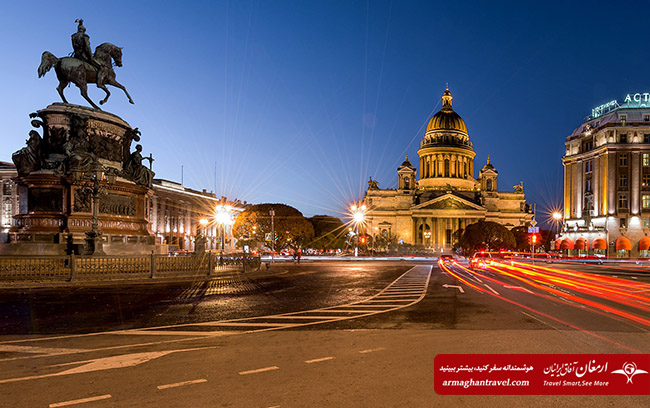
(365, 87, 533, 251)
(150, 179, 245, 253)
(1, 162, 19, 241)
(559, 93, 650, 257)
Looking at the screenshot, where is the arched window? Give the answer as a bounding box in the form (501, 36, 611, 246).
(486, 179, 493, 191)
(444, 160, 450, 177)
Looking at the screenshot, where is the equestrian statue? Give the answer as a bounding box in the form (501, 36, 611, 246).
(38, 19, 134, 110)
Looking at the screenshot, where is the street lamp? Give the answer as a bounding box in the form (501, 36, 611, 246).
(350, 203, 367, 257)
(552, 211, 562, 235)
(215, 204, 233, 254)
(74, 162, 116, 256)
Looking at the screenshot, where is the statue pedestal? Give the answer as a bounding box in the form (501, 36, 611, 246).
(1, 103, 164, 256)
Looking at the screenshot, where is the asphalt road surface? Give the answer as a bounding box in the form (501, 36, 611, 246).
(0, 260, 648, 407)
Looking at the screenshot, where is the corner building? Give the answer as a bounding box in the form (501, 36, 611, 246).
(365, 87, 533, 251)
(560, 94, 650, 257)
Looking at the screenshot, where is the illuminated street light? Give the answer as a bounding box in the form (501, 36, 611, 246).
(350, 202, 368, 257)
(215, 204, 234, 253)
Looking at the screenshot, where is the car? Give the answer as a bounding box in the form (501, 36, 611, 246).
(437, 255, 454, 265)
(469, 252, 493, 269)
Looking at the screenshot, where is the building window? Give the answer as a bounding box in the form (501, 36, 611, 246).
(2, 199, 13, 228)
(486, 179, 493, 191)
(2, 181, 12, 196)
(619, 174, 628, 188)
(585, 179, 592, 192)
(644, 154, 650, 166)
(645, 134, 650, 143)
(619, 154, 628, 167)
(620, 218, 627, 228)
(644, 174, 650, 187)
(644, 218, 650, 228)
(645, 115, 650, 122)
(620, 115, 627, 124)
(618, 194, 628, 210)
(444, 160, 450, 177)
(585, 160, 593, 173)
(620, 134, 627, 144)
(644, 195, 650, 209)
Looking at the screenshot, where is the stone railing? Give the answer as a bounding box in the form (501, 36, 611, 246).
(0, 253, 261, 283)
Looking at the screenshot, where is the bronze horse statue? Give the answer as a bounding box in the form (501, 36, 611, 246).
(38, 43, 134, 110)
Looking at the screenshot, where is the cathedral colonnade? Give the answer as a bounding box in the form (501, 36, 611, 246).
(412, 216, 481, 249)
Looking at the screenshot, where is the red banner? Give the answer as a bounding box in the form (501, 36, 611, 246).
(434, 354, 650, 395)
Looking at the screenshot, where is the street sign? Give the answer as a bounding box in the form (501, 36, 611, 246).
(265, 233, 272, 241)
(530, 219, 537, 227)
(528, 226, 539, 233)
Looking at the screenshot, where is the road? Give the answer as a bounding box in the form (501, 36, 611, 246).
(0, 260, 648, 407)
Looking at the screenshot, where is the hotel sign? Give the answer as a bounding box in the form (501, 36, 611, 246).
(592, 92, 650, 119)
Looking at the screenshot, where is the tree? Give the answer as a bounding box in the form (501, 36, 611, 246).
(460, 221, 516, 254)
(510, 225, 530, 251)
(232, 203, 314, 251)
(309, 215, 347, 250)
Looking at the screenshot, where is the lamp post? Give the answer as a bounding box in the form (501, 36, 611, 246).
(215, 204, 233, 254)
(350, 203, 366, 257)
(269, 208, 275, 263)
(74, 162, 116, 256)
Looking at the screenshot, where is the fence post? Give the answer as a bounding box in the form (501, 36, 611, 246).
(69, 253, 76, 282)
(150, 251, 156, 279)
(208, 253, 213, 276)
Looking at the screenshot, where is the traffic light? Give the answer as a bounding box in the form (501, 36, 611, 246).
(532, 234, 537, 244)
(359, 235, 367, 245)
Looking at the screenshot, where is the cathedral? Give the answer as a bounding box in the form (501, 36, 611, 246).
(364, 87, 533, 250)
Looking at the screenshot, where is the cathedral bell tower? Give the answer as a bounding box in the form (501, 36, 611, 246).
(398, 155, 416, 190)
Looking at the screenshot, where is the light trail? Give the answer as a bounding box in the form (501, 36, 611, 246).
(439, 261, 644, 352)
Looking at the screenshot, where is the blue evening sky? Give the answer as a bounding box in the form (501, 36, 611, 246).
(2, 1, 649, 224)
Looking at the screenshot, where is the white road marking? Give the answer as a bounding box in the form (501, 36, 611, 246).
(504, 285, 533, 294)
(359, 347, 385, 354)
(0, 347, 217, 384)
(304, 356, 335, 364)
(484, 284, 500, 295)
(442, 284, 465, 293)
(49, 394, 112, 407)
(157, 378, 207, 390)
(0, 345, 87, 354)
(521, 312, 561, 331)
(238, 366, 279, 375)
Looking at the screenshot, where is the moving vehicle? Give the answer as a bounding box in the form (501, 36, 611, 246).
(469, 252, 493, 269)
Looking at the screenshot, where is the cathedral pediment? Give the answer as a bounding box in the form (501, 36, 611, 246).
(413, 194, 484, 211)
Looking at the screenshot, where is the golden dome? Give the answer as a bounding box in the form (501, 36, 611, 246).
(426, 87, 468, 134)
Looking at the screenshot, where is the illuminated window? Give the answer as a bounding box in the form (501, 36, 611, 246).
(620, 115, 627, 124)
(644, 174, 650, 187)
(585, 179, 592, 192)
(645, 115, 650, 122)
(619, 174, 627, 188)
(620, 134, 627, 144)
(644, 154, 650, 166)
(644, 195, 650, 209)
(644, 218, 650, 228)
(620, 218, 627, 228)
(619, 154, 628, 166)
(618, 194, 628, 210)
